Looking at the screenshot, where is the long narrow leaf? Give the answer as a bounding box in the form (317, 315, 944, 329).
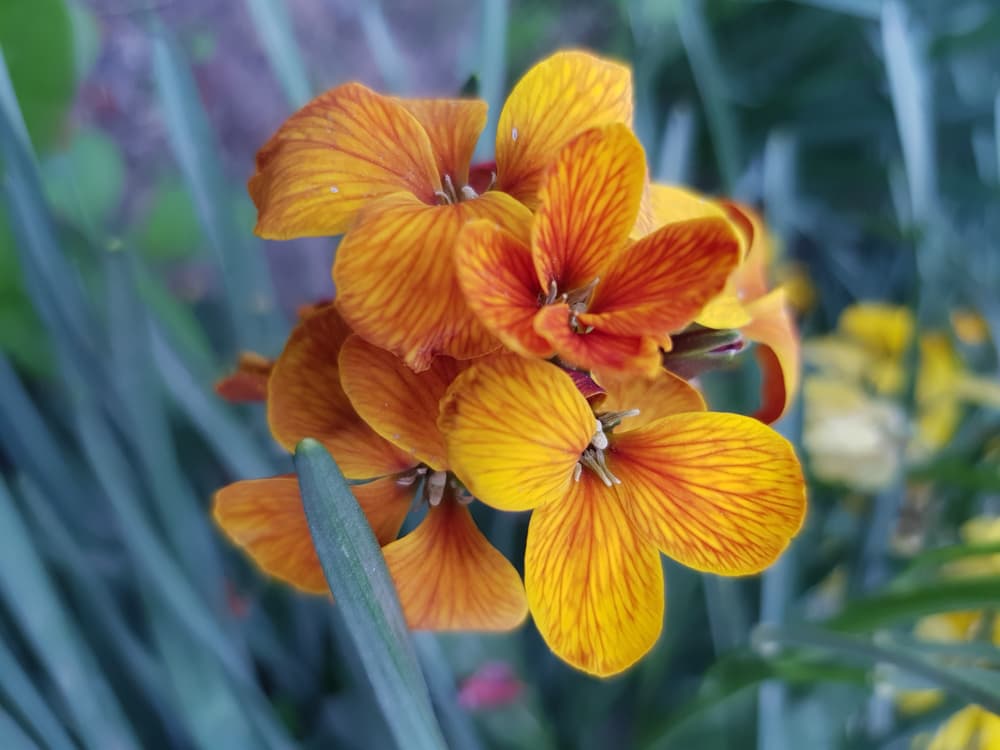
(294, 438, 446, 750)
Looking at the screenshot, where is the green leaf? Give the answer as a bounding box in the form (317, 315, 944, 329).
(244, 0, 312, 109)
(0, 637, 78, 750)
(0, 0, 75, 151)
(293, 438, 447, 750)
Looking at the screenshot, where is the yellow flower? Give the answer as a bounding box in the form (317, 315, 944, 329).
(438, 354, 806, 676)
(248, 51, 635, 370)
(923, 706, 1000, 749)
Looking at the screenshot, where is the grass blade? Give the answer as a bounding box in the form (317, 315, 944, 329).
(294, 438, 446, 750)
(0, 637, 78, 750)
(244, 0, 312, 109)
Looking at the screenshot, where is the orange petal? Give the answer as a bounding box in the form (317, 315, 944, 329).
(531, 124, 646, 292)
(593, 369, 706, 431)
(339, 335, 464, 472)
(398, 98, 486, 189)
(496, 50, 633, 208)
(454, 220, 552, 359)
(382, 496, 528, 631)
(213, 475, 414, 594)
(439, 355, 593, 512)
(333, 191, 533, 371)
(582, 216, 740, 338)
(611, 413, 807, 575)
(534, 303, 663, 377)
(249, 83, 441, 239)
(525, 474, 664, 677)
(719, 201, 769, 300)
(267, 305, 415, 478)
(215, 352, 272, 403)
(742, 288, 801, 423)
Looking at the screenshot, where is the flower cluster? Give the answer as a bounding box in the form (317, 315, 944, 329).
(213, 51, 807, 677)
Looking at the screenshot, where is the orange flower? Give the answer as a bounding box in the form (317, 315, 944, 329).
(249, 51, 635, 370)
(214, 304, 526, 631)
(651, 185, 800, 422)
(439, 355, 806, 676)
(455, 125, 741, 378)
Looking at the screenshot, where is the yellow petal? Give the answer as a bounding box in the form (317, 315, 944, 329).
(612, 412, 806, 575)
(333, 191, 532, 371)
(213, 475, 414, 594)
(525, 474, 664, 677)
(454, 219, 553, 359)
(249, 83, 441, 239)
(531, 124, 646, 291)
(650, 183, 726, 226)
(267, 305, 416, 479)
(397, 98, 487, 189)
(383, 497, 528, 631)
(339, 335, 464, 471)
(839, 302, 914, 358)
(696, 282, 752, 330)
(439, 355, 594, 512)
(594, 369, 706, 432)
(496, 50, 633, 208)
(928, 706, 1000, 750)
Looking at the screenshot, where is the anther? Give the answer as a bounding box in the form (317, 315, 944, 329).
(590, 419, 608, 450)
(598, 409, 641, 430)
(427, 470, 448, 506)
(460, 185, 479, 201)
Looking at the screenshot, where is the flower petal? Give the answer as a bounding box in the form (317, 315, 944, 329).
(249, 83, 441, 239)
(582, 216, 740, 337)
(382, 497, 528, 631)
(213, 475, 414, 594)
(439, 355, 593, 512)
(398, 98, 487, 189)
(531, 124, 646, 292)
(743, 288, 801, 424)
(455, 219, 552, 359)
(339, 334, 463, 471)
(594, 369, 706, 431)
(534, 303, 663, 377)
(525, 474, 664, 677)
(612, 412, 806, 575)
(496, 50, 633, 207)
(333, 191, 532, 371)
(215, 351, 272, 403)
(267, 305, 415, 478)
(650, 183, 726, 226)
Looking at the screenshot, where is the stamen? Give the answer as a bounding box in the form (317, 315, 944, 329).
(427, 470, 448, 506)
(460, 185, 479, 201)
(487, 171, 497, 191)
(578, 448, 621, 487)
(598, 408, 641, 430)
(590, 419, 608, 450)
(573, 462, 583, 482)
(434, 189, 453, 205)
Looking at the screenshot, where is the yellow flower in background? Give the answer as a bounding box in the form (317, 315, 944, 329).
(922, 706, 1000, 750)
(803, 302, 1000, 490)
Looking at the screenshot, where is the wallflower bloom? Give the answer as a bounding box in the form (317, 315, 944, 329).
(439, 355, 806, 676)
(649, 185, 800, 422)
(213, 305, 527, 630)
(249, 51, 635, 370)
(456, 125, 740, 377)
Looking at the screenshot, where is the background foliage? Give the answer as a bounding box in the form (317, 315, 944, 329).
(1, 1, 999, 748)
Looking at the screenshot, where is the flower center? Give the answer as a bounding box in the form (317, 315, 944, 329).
(542, 277, 601, 334)
(434, 174, 484, 205)
(414, 469, 473, 506)
(573, 410, 640, 487)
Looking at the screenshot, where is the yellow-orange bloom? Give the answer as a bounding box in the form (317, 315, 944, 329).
(249, 51, 636, 370)
(650, 185, 801, 423)
(439, 355, 806, 676)
(455, 125, 740, 378)
(214, 304, 527, 631)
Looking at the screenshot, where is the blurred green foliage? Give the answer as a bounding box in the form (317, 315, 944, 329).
(1, 1, 999, 749)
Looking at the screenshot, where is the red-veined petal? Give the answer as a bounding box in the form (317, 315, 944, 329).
(582, 216, 740, 337)
(249, 83, 440, 239)
(339, 335, 464, 471)
(743, 288, 801, 423)
(525, 474, 664, 677)
(496, 50, 633, 207)
(611, 412, 806, 575)
(333, 191, 532, 371)
(531, 124, 646, 292)
(439, 355, 593, 512)
(593, 369, 706, 431)
(533, 303, 663, 377)
(383, 496, 528, 631)
(398, 98, 486, 188)
(215, 351, 272, 403)
(213, 475, 414, 593)
(267, 305, 415, 478)
(454, 220, 552, 359)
